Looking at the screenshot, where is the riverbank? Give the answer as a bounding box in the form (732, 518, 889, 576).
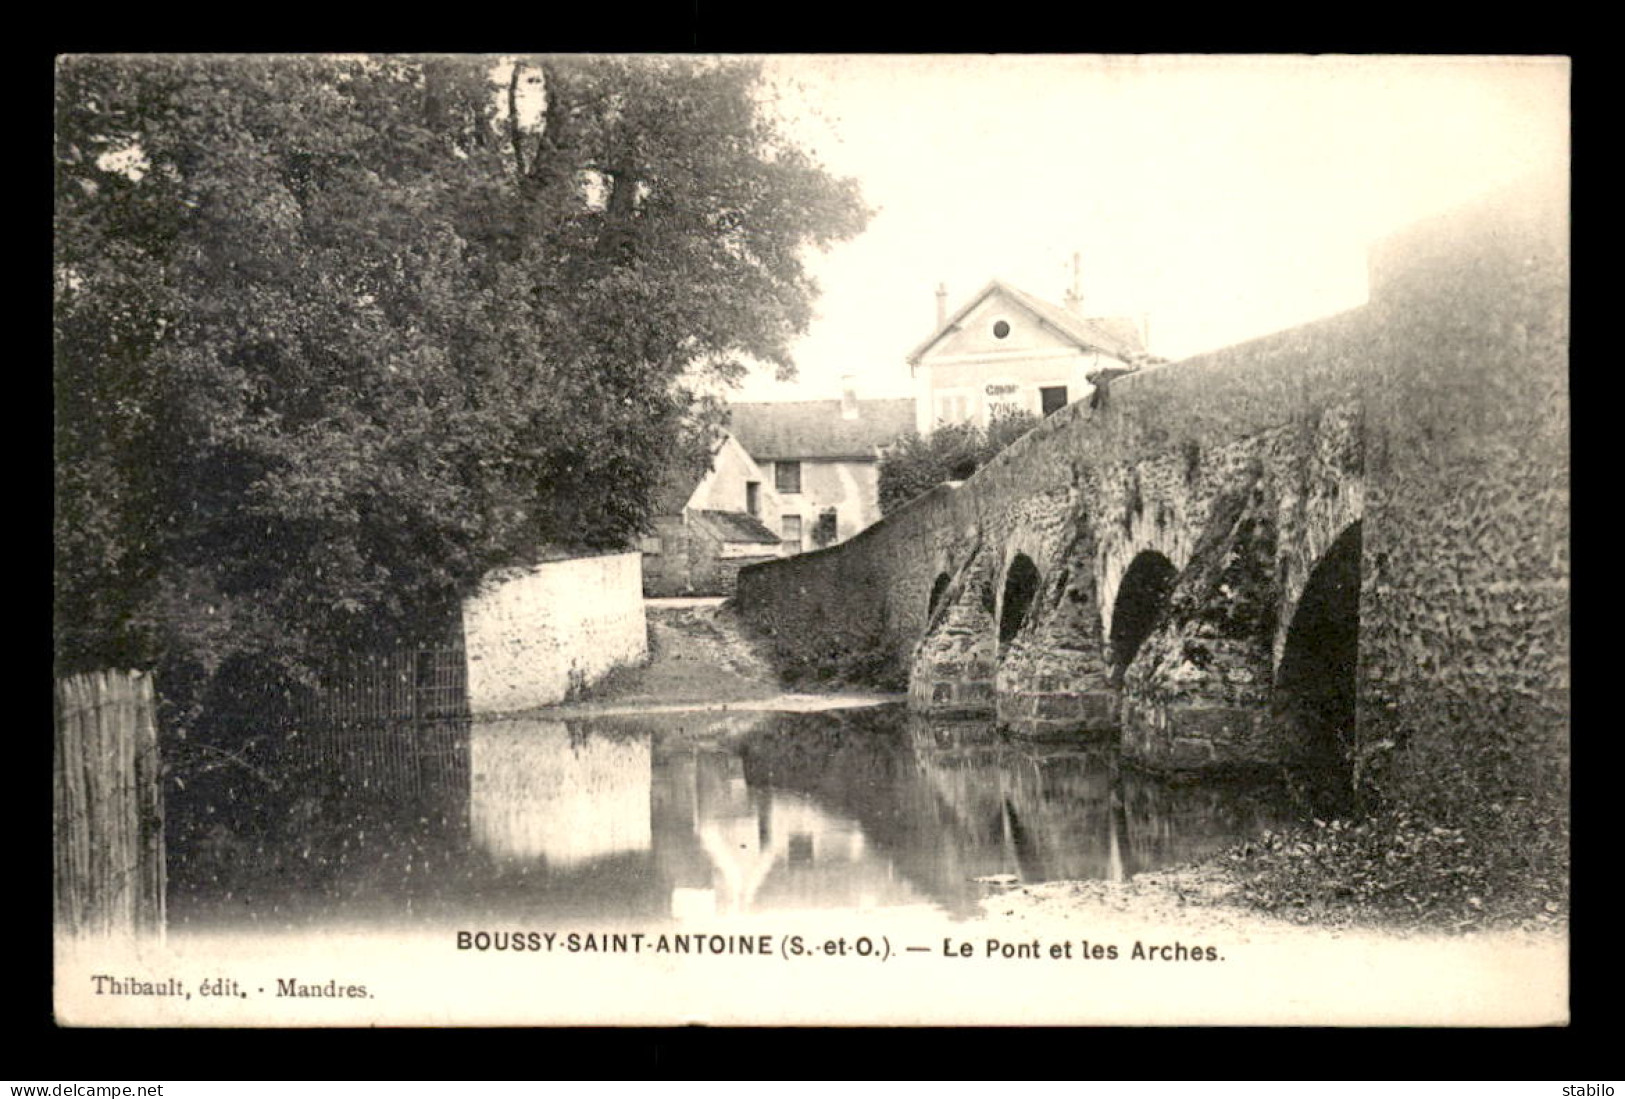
(545, 600, 901, 718)
(978, 822, 1568, 940)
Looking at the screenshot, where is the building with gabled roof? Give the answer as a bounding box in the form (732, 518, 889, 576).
(641, 432, 787, 597)
(909, 278, 1151, 435)
(727, 384, 916, 553)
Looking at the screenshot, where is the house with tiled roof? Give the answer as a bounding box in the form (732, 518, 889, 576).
(727, 384, 916, 553)
(909, 279, 1151, 435)
(641, 432, 786, 596)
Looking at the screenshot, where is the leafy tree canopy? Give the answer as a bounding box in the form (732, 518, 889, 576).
(877, 408, 1039, 515)
(54, 54, 869, 702)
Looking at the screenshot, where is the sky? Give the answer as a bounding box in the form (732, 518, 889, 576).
(729, 55, 1569, 403)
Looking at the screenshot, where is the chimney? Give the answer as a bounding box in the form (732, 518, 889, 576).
(840, 374, 859, 420)
(1062, 252, 1083, 314)
(1141, 312, 1152, 355)
(935, 283, 947, 329)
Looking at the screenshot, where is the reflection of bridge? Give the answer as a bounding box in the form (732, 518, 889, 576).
(737, 178, 1568, 812)
(726, 710, 1295, 913)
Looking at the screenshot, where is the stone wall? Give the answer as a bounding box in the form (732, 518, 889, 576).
(705, 548, 779, 598)
(641, 515, 692, 597)
(462, 551, 648, 714)
(643, 515, 777, 597)
(1355, 177, 1569, 813)
(737, 174, 1567, 810)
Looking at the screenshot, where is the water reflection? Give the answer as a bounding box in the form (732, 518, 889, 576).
(166, 705, 1298, 930)
(653, 743, 925, 919)
(471, 721, 650, 865)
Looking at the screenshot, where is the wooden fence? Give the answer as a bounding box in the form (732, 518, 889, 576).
(54, 670, 165, 939)
(293, 644, 469, 726)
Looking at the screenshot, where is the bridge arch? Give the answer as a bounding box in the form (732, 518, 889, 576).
(989, 519, 1117, 736)
(1108, 550, 1178, 685)
(998, 553, 1042, 649)
(927, 571, 952, 622)
(907, 544, 999, 717)
(1274, 484, 1365, 666)
(1274, 520, 1361, 814)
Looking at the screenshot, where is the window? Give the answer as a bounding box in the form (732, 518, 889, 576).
(781, 514, 803, 555)
(775, 461, 802, 495)
(992, 319, 1011, 339)
(639, 535, 663, 555)
(937, 394, 971, 425)
(746, 481, 761, 517)
(1041, 386, 1069, 416)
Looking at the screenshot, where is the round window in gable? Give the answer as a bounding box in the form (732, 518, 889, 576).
(992, 320, 1011, 339)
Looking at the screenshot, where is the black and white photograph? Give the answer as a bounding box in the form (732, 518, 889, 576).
(52, 53, 1569, 1027)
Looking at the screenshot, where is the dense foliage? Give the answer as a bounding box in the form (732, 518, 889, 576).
(877, 408, 1039, 515)
(54, 55, 868, 717)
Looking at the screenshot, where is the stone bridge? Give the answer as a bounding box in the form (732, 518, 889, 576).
(736, 177, 1568, 810)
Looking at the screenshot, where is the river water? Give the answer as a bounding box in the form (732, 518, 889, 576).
(166, 703, 1299, 933)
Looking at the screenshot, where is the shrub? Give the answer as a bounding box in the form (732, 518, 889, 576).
(878, 408, 1038, 514)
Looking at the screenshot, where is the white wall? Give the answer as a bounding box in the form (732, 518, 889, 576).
(925, 353, 1098, 429)
(771, 459, 882, 548)
(462, 551, 648, 714)
(915, 290, 1119, 433)
(688, 434, 783, 534)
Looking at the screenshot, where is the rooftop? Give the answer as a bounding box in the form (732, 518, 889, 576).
(692, 509, 780, 545)
(727, 397, 917, 461)
(908, 279, 1147, 365)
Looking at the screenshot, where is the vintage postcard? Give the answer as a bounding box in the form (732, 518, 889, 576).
(52, 53, 1569, 1027)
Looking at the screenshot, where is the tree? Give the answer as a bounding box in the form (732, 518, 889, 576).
(54, 54, 869, 721)
(877, 408, 1039, 515)
(811, 508, 839, 549)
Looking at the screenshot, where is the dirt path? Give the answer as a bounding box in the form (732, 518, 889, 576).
(546, 600, 899, 717)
